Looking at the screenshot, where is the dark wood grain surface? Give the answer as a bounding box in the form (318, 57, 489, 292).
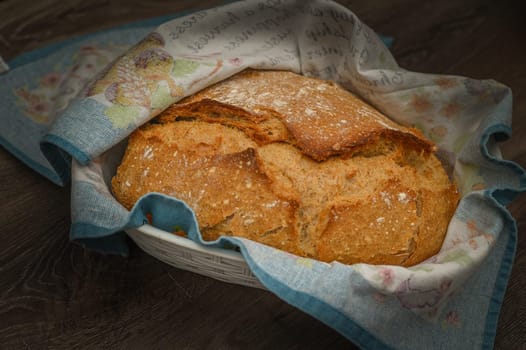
(1, 0, 525, 349)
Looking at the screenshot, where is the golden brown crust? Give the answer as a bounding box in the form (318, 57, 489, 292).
(112, 69, 459, 266)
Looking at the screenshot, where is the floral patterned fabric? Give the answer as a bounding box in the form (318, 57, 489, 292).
(1, 1, 525, 349)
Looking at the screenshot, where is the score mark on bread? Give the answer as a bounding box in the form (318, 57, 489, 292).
(112, 69, 459, 266)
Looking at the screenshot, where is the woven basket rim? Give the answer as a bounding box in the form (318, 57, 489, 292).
(132, 224, 246, 262)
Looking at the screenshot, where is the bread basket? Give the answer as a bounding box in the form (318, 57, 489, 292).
(126, 225, 265, 289)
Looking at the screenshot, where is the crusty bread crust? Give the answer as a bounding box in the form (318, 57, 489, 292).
(112, 69, 459, 266)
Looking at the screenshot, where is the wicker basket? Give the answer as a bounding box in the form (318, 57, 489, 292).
(126, 225, 265, 289)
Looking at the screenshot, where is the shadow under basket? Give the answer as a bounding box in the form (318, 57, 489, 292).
(126, 225, 265, 289)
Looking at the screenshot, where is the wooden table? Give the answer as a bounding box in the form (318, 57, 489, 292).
(1, 1, 524, 348)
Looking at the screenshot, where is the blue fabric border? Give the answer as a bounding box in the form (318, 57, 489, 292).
(480, 189, 520, 349)
(231, 238, 392, 349)
(0, 134, 63, 185)
(39, 134, 80, 185)
(480, 124, 526, 201)
(476, 122, 525, 348)
(41, 133, 90, 165)
(71, 222, 130, 256)
(481, 217, 516, 350)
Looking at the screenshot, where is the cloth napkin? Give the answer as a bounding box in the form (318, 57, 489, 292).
(1, 1, 525, 349)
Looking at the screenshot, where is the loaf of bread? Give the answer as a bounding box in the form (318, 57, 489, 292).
(112, 69, 459, 266)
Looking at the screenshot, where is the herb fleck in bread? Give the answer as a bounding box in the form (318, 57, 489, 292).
(112, 69, 459, 266)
